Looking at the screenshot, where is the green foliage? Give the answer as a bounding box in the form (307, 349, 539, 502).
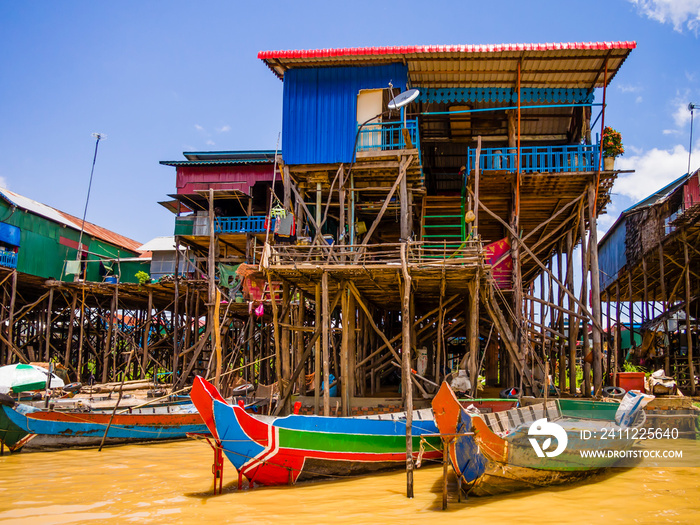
(602, 126, 624, 157)
(135, 271, 150, 285)
(622, 361, 646, 374)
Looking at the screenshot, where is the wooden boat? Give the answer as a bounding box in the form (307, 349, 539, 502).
(432, 382, 642, 496)
(0, 399, 207, 450)
(191, 376, 444, 486)
(0, 396, 32, 452)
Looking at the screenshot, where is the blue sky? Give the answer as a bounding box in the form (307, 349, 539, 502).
(1, 0, 699, 245)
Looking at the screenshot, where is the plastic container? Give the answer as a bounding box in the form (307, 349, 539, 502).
(616, 372, 645, 392)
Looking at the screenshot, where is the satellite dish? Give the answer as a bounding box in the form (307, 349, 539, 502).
(388, 88, 420, 110)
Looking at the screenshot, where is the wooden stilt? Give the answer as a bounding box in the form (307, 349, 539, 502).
(314, 283, 321, 414)
(588, 184, 603, 394)
(322, 271, 330, 416)
(683, 230, 696, 394)
(400, 243, 413, 499)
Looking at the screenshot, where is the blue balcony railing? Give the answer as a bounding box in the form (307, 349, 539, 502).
(214, 216, 275, 234)
(466, 143, 600, 174)
(356, 119, 419, 153)
(0, 251, 17, 269)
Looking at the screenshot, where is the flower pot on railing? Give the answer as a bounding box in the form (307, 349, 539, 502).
(604, 156, 615, 171)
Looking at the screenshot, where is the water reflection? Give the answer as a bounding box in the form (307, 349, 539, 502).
(0, 439, 698, 524)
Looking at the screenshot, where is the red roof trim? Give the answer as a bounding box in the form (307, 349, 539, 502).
(258, 41, 636, 60)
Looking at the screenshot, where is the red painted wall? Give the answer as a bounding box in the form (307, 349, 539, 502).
(684, 174, 700, 210)
(176, 164, 274, 195)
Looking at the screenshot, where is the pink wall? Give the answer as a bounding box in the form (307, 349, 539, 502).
(176, 164, 274, 195)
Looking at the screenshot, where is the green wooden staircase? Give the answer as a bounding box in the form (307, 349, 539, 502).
(420, 195, 466, 252)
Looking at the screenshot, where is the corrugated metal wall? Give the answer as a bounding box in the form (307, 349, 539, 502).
(282, 64, 408, 165)
(0, 202, 141, 283)
(684, 173, 700, 210)
(598, 217, 627, 291)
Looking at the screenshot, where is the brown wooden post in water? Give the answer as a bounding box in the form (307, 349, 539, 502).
(322, 271, 330, 416)
(683, 230, 696, 394)
(400, 243, 413, 498)
(44, 287, 54, 362)
(142, 288, 152, 379)
(314, 282, 321, 414)
(588, 183, 603, 394)
(296, 290, 306, 394)
(63, 291, 77, 368)
(340, 284, 350, 416)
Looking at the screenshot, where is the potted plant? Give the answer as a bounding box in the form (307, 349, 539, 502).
(602, 126, 624, 170)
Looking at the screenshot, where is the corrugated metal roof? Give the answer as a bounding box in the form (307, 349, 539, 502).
(161, 150, 278, 167)
(259, 41, 636, 89)
(160, 159, 273, 167)
(0, 187, 143, 254)
(138, 236, 178, 252)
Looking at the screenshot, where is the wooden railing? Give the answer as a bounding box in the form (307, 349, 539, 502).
(258, 240, 483, 267)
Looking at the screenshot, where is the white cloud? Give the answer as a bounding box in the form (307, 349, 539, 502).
(0, 176, 8, 189)
(628, 0, 700, 34)
(672, 95, 693, 127)
(206, 140, 215, 146)
(194, 124, 204, 132)
(617, 83, 642, 93)
(662, 129, 681, 134)
(635, 96, 643, 104)
(217, 125, 231, 133)
(615, 144, 693, 200)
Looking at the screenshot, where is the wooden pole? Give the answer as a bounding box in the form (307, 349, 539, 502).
(400, 156, 410, 241)
(400, 243, 413, 499)
(268, 273, 283, 406)
(659, 244, 670, 375)
(208, 188, 217, 387)
(468, 277, 479, 395)
(566, 230, 576, 394)
(588, 184, 603, 394)
(615, 280, 621, 386)
(63, 291, 77, 368)
(142, 289, 152, 380)
(314, 282, 321, 414)
(214, 288, 222, 390)
(322, 271, 330, 416)
(281, 282, 291, 413)
(173, 238, 181, 384)
(44, 288, 54, 362)
(474, 136, 481, 234)
(683, 230, 696, 394)
(296, 290, 306, 394)
(340, 284, 350, 416)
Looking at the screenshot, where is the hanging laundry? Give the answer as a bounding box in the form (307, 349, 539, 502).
(217, 263, 242, 290)
(274, 212, 296, 244)
(65, 260, 81, 276)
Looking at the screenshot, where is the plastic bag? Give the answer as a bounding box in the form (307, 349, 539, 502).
(615, 390, 655, 427)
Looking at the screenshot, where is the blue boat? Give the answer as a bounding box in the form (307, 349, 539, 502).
(1, 401, 207, 450)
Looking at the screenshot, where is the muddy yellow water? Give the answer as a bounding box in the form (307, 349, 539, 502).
(1, 439, 699, 524)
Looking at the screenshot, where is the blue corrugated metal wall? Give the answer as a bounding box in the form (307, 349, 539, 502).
(282, 64, 408, 165)
(598, 217, 627, 290)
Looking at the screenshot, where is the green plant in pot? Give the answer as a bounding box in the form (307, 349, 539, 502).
(602, 126, 624, 170)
